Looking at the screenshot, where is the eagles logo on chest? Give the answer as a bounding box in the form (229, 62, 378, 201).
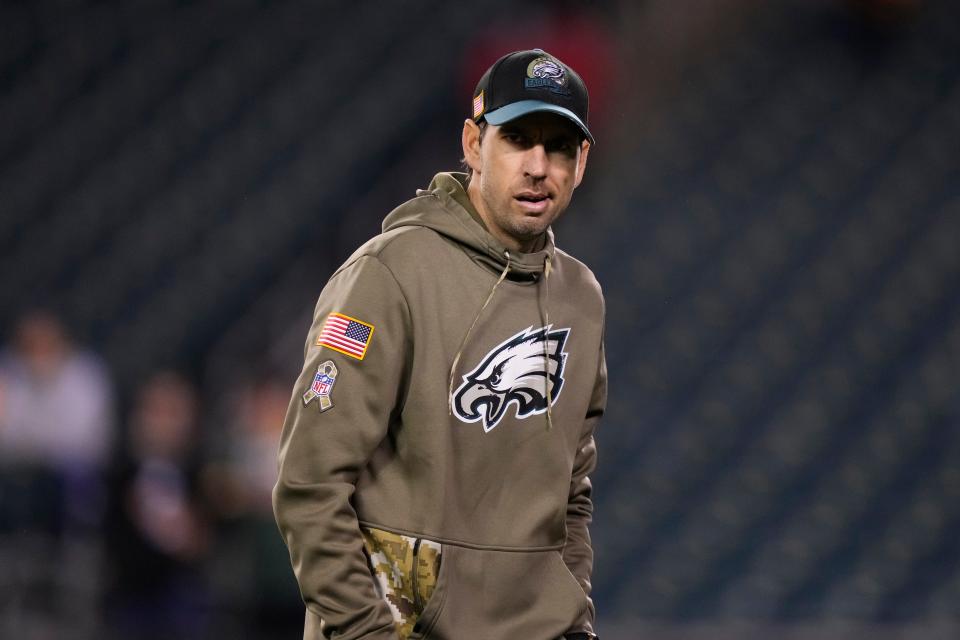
(452, 325, 570, 432)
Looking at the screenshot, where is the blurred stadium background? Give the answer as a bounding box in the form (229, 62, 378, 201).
(1, 0, 959, 638)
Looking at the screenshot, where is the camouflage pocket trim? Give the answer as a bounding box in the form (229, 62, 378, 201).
(360, 526, 443, 640)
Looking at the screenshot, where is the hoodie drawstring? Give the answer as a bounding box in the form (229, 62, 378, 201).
(541, 254, 554, 430)
(448, 251, 512, 415)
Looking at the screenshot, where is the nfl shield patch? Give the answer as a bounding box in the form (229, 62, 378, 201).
(303, 360, 338, 411)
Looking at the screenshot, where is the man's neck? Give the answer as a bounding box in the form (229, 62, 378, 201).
(465, 178, 533, 253)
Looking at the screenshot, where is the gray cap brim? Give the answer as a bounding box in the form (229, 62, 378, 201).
(483, 100, 594, 145)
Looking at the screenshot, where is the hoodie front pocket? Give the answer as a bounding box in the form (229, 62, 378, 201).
(361, 526, 445, 640)
(424, 546, 589, 640)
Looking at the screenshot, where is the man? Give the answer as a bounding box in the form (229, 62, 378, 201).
(274, 49, 606, 640)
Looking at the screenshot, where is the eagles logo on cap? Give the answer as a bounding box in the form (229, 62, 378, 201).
(525, 56, 568, 92)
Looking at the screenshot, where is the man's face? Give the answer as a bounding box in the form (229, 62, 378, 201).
(463, 112, 590, 252)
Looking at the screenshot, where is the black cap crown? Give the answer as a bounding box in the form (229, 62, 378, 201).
(472, 49, 593, 144)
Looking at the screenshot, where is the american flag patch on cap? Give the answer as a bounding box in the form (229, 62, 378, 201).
(473, 91, 484, 119)
(316, 312, 375, 360)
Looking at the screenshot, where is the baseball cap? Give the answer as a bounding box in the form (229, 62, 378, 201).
(471, 49, 594, 145)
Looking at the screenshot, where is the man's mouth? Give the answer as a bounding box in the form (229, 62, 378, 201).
(514, 192, 551, 212)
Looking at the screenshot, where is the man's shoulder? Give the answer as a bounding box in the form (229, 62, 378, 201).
(336, 225, 447, 275)
(553, 246, 604, 299)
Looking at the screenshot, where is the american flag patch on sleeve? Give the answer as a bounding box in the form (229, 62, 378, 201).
(316, 312, 375, 360)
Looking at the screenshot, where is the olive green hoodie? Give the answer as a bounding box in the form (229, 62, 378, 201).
(274, 172, 606, 640)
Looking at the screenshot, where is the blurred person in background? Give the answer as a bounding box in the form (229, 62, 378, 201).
(104, 370, 211, 640)
(203, 370, 302, 637)
(0, 308, 115, 535)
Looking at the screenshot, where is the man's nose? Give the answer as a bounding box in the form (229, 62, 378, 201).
(522, 144, 548, 178)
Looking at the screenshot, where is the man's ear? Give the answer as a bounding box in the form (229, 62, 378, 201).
(573, 140, 591, 189)
(462, 119, 483, 174)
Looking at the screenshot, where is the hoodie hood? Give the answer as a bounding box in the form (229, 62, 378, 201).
(381, 172, 558, 428)
(382, 172, 554, 280)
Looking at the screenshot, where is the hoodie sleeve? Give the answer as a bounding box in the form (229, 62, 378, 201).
(563, 338, 607, 636)
(273, 255, 410, 640)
